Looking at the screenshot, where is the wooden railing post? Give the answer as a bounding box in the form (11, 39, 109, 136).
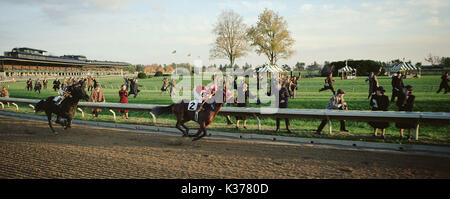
(327, 116, 332, 135)
(149, 112, 156, 124)
(109, 109, 116, 121)
(11, 103, 18, 111)
(77, 108, 85, 118)
(415, 122, 420, 141)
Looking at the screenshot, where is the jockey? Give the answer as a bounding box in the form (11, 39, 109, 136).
(193, 85, 208, 103)
(192, 80, 218, 111)
(53, 84, 71, 105)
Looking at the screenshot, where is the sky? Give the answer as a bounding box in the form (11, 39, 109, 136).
(0, 0, 449, 67)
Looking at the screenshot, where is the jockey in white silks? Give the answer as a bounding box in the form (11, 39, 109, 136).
(53, 85, 70, 105)
(192, 83, 217, 110)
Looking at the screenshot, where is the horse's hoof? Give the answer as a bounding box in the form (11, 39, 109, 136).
(53, 131, 58, 135)
(192, 137, 202, 141)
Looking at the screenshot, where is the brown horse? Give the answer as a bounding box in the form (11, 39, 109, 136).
(152, 88, 227, 141)
(34, 80, 89, 134)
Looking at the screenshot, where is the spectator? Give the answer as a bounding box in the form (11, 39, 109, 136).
(118, 84, 129, 119)
(53, 78, 61, 91)
(123, 77, 130, 91)
(391, 72, 404, 102)
(369, 86, 390, 139)
(87, 76, 94, 91)
(67, 77, 73, 86)
(26, 78, 33, 91)
(396, 85, 416, 139)
(129, 78, 140, 98)
(0, 86, 10, 107)
(169, 79, 176, 97)
(365, 71, 379, 99)
(276, 82, 292, 133)
(315, 89, 348, 134)
(235, 82, 255, 130)
(161, 77, 169, 94)
(224, 75, 234, 125)
(93, 78, 98, 90)
(0, 86, 8, 98)
(319, 73, 336, 95)
(43, 78, 48, 89)
(34, 79, 42, 94)
(90, 84, 106, 117)
(436, 72, 449, 94)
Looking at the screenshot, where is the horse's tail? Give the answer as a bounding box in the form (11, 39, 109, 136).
(151, 104, 174, 116)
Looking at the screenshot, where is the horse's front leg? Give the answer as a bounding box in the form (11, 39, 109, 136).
(176, 121, 187, 136)
(46, 112, 57, 135)
(64, 115, 72, 129)
(192, 122, 206, 141)
(181, 120, 189, 135)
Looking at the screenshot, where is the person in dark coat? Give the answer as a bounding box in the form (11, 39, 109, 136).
(53, 78, 61, 91)
(235, 82, 255, 130)
(161, 77, 169, 93)
(26, 78, 33, 91)
(319, 73, 335, 95)
(391, 72, 404, 102)
(129, 78, 140, 98)
(369, 86, 390, 139)
(436, 72, 449, 94)
(276, 82, 292, 133)
(315, 89, 348, 134)
(395, 85, 416, 139)
(93, 78, 98, 90)
(123, 77, 130, 91)
(365, 72, 379, 99)
(34, 79, 42, 94)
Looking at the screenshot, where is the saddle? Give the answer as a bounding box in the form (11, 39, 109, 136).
(187, 100, 214, 122)
(188, 100, 202, 121)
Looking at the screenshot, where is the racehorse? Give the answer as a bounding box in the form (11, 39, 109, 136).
(152, 87, 228, 141)
(34, 80, 89, 134)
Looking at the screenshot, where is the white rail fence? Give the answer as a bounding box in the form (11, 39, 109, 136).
(1, 97, 450, 141)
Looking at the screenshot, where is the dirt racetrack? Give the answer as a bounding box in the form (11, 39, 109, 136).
(0, 115, 449, 179)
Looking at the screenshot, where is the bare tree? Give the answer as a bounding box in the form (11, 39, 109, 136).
(210, 10, 251, 69)
(247, 8, 295, 65)
(425, 53, 441, 66)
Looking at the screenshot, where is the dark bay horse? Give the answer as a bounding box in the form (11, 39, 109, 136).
(34, 81, 89, 134)
(152, 88, 228, 141)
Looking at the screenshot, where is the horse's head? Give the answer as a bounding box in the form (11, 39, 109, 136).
(77, 79, 87, 89)
(71, 85, 90, 101)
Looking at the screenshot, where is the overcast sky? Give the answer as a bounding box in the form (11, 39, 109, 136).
(0, 0, 449, 67)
